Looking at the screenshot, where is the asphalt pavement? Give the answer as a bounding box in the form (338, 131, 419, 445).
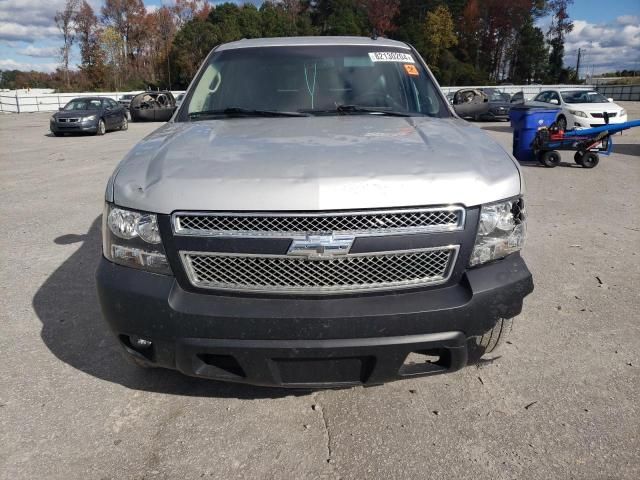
(1, 104, 638, 479)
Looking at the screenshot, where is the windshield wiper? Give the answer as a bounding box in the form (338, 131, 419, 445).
(189, 107, 309, 119)
(301, 105, 414, 117)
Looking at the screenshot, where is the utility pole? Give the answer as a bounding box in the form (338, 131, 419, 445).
(575, 48, 582, 80)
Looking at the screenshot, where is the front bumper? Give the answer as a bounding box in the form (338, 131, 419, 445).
(571, 114, 628, 128)
(50, 121, 98, 133)
(482, 111, 510, 121)
(96, 253, 533, 388)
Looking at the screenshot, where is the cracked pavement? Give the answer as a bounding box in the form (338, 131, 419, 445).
(1, 105, 639, 479)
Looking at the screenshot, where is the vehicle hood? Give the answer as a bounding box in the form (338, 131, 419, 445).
(110, 116, 521, 213)
(55, 110, 100, 118)
(488, 101, 511, 108)
(564, 102, 623, 113)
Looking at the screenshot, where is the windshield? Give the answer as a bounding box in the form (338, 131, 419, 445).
(561, 90, 609, 104)
(64, 99, 102, 110)
(484, 90, 510, 102)
(182, 45, 448, 119)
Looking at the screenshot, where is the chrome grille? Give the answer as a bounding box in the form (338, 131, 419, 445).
(181, 247, 458, 294)
(174, 207, 464, 237)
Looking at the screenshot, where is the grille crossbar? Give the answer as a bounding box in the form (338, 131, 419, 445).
(181, 247, 458, 294)
(174, 207, 463, 237)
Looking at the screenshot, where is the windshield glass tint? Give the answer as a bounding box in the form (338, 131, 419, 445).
(64, 99, 102, 110)
(561, 90, 609, 104)
(185, 46, 448, 118)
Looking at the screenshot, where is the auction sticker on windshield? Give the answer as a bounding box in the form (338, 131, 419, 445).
(369, 52, 414, 63)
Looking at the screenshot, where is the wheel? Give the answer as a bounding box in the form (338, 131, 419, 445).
(574, 151, 584, 165)
(125, 110, 131, 121)
(467, 318, 513, 364)
(581, 152, 599, 169)
(120, 117, 128, 131)
(96, 119, 106, 136)
(540, 150, 561, 168)
(556, 115, 567, 131)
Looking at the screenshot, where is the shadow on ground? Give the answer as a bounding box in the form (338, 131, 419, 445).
(519, 160, 582, 169)
(479, 125, 513, 133)
(612, 143, 640, 157)
(33, 216, 308, 399)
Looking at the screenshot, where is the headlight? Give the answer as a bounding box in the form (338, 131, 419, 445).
(569, 110, 587, 118)
(103, 204, 172, 275)
(469, 198, 526, 267)
(50, 115, 56, 122)
(620, 108, 626, 117)
(83, 115, 97, 122)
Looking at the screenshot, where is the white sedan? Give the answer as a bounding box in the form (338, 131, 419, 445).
(529, 89, 627, 130)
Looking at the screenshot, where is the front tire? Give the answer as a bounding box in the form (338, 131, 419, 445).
(574, 151, 584, 165)
(467, 318, 513, 364)
(120, 117, 128, 131)
(96, 119, 106, 136)
(581, 152, 599, 168)
(556, 115, 567, 131)
(540, 150, 561, 167)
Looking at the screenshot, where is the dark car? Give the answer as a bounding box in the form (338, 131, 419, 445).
(129, 91, 177, 122)
(510, 91, 526, 105)
(50, 97, 128, 136)
(118, 93, 140, 120)
(453, 88, 512, 121)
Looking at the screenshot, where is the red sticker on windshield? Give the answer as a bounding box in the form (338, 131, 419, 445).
(404, 64, 419, 76)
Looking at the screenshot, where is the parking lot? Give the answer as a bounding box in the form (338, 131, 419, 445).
(1, 105, 638, 479)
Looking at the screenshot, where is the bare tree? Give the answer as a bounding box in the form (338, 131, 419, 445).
(55, 0, 80, 88)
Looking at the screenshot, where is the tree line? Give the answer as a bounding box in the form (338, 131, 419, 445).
(0, 0, 577, 92)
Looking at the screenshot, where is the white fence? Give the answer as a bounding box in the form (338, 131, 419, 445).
(594, 84, 640, 101)
(1, 83, 637, 113)
(439, 84, 591, 99)
(0, 91, 185, 113)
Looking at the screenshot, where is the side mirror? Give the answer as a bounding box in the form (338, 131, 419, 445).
(607, 98, 613, 102)
(58, 107, 64, 111)
(550, 98, 559, 105)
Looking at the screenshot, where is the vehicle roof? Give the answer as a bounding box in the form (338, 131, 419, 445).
(216, 36, 410, 51)
(69, 96, 109, 101)
(544, 87, 593, 92)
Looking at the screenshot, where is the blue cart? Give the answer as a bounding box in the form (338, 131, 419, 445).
(532, 119, 640, 168)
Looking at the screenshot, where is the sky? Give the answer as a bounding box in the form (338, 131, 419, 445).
(0, 0, 638, 78)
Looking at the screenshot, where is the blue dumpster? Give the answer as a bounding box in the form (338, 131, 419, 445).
(509, 106, 560, 162)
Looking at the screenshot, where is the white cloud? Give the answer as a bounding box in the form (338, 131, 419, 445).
(0, 22, 60, 42)
(0, 58, 58, 72)
(0, 0, 102, 41)
(565, 18, 640, 75)
(17, 45, 60, 58)
(617, 15, 639, 26)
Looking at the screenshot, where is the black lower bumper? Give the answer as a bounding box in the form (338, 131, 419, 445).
(50, 123, 97, 134)
(96, 254, 533, 388)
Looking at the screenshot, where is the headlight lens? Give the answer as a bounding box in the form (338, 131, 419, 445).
(620, 108, 626, 117)
(103, 204, 171, 275)
(569, 110, 587, 118)
(470, 198, 526, 267)
(83, 115, 97, 122)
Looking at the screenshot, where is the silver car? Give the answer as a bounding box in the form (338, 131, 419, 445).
(97, 37, 533, 388)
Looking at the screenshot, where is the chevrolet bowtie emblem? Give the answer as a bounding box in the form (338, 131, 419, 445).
(287, 234, 354, 258)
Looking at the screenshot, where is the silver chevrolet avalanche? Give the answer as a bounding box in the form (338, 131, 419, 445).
(97, 37, 533, 388)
